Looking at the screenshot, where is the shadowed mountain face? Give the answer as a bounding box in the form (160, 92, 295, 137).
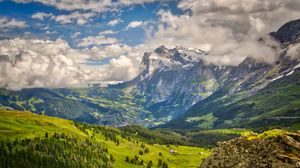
(163, 19, 300, 129)
(1, 19, 300, 129)
(270, 19, 300, 44)
(125, 46, 228, 121)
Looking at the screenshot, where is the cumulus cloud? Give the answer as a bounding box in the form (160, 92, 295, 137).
(140, 0, 300, 66)
(82, 43, 132, 59)
(0, 37, 139, 90)
(104, 55, 139, 81)
(32, 12, 53, 20)
(107, 19, 123, 26)
(14, 0, 158, 13)
(3, 0, 300, 90)
(0, 16, 28, 31)
(0, 38, 105, 90)
(125, 21, 143, 30)
(52, 11, 96, 25)
(77, 35, 119, 47)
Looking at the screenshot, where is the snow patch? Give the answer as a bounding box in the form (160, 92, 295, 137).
(286, 70, 295, 76)
(270, 75, 284, 82)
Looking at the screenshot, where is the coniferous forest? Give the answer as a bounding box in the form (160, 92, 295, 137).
(0, 133, 114, 168)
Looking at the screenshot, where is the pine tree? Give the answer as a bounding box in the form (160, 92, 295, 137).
(147, 160, 153, 168)
(145, 147, 150, 153)
(158, 159, 162, 167)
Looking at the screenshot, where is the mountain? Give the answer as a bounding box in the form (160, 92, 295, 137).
(1, 19, 300, 129)
(0, 86, 156, 126)
(0, 45, 225, 127)
(122, 45, 228, 122)
(270, 18, 300, 44)
(163, 19, 300, 130)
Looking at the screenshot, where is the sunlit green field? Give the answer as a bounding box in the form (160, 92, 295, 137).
(0, 109, 210, 168)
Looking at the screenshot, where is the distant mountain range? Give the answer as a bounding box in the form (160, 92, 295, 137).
(1, 19, 300, 129)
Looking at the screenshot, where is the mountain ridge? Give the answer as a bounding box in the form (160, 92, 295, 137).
(1, 18, 300, 129)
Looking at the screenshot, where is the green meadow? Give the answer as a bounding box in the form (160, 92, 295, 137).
(0, 109, 210, 168)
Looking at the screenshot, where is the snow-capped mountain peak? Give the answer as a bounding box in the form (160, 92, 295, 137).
(139, 46, 206, 77)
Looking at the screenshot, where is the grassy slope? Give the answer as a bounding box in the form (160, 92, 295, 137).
(165, 71, 300, 130)
(0, 109, 210, 168)
(0, 109, 86, 139)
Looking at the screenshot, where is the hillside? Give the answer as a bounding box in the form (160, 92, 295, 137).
(163, 69, 300, 130)
(0, 109, 210, 168)
(163, 18, 300, 130)
(0, 87, 155, 127)
(200, 129, 300, 168)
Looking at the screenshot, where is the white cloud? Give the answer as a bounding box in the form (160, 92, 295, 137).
(45, 30, 57, 35)
(0, 37, 141, 90)
(0, 38, 106, 90)
(286, 43, 300, 59)
(77, 35, 119, 47)
(71, 32, 81, 38)
(14, 0, 158, 13)
(32, 12, 53, 20)
(107, 19, 123, 26)
(138, 0, 300, 66)
(105, 55, 139, 81)
(3, 0, 300, 89)
(81, 43, 132, 59)
(125, 21, 143, 30)
(98, 30, 117, 35)
(0, 16, 28, 31)
(52, 11, 96, 25)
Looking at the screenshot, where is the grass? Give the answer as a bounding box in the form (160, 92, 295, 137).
(0, 108, 86, 139)
(0, 109, 210, 168)
(186, 113, 217, 129)
(199, 128, 252, 136)
(247, 129, 287, 140)
(174, 72, 300, 130)
(290, 123, 300, 131)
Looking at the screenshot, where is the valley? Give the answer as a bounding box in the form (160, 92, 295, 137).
(1, 1, 300, 167)
(1, 19, 300, 131)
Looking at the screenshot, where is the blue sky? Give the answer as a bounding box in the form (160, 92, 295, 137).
(0, 0, 299, 90)
(0, 0, 182, 47)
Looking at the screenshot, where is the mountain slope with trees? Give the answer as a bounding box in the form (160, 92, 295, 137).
(0, 109, 210, 168)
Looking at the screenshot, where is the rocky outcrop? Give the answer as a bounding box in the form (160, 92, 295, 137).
(200, 130, 300, 168)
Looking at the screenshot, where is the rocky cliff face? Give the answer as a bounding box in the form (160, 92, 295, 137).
(127, 46, 229, 122)
(128, 19, 300, 124)
(163, 19, 300, 129)
(200, 130, 300, 168)
(125, 17, 300, 125)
